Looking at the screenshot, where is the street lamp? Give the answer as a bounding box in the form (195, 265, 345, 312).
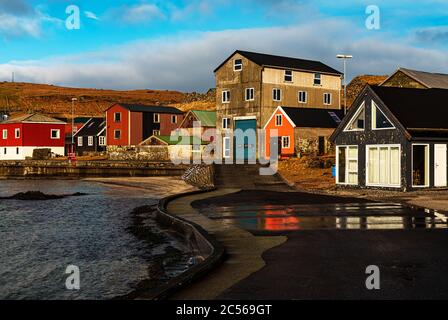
(337, 54, 353, 114)
(71, 98, 77, 154)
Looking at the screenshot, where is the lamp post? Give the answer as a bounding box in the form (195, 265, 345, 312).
(337, 54, 353, 114)
(71, 98, 77, 154)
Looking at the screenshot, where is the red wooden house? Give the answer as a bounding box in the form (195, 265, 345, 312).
(105, 103, 184, 146)
(264, 107, 344, 158)
(0, 114, 66, 160)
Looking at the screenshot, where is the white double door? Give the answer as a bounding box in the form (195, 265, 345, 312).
(434, 144, 447, 187)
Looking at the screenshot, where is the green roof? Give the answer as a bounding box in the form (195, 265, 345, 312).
(191, 110, 216, 127)
(151, 135, 207, 146)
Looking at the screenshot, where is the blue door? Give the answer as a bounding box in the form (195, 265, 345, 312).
(234, 119, 257, 161)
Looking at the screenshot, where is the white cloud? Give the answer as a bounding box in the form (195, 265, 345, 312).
(1, 19, 448, 91)
(85, 11, 100, 21)
(120, 3, 165, 24)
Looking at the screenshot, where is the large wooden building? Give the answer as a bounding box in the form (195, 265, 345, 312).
(214, 50, 342, 159)
(330, 85, 448, 191)
(105, 103, 183, 146)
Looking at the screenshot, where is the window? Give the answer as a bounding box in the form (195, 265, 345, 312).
(223, 137, 231, 159)
(15, 128, 20, 139)
(273, 88, 282, 101)
(153, 130, 160, 136)
(2, 129, 7, 139)
(114, 112, 121, 122)
(77, 136, 83, 147)
(153, 113, 160, 123)
(372, 102, 394, 129)
(222, 90, 230, 103)
(367, 145, 401, 187)
(275, 114, 282, 126)
(284, 70, 293, 82)
(324, 93, 332, 105)
(171, 115, 178, 124)
(4, 148, 6, 155)
(88, 136, 94, 146)
(51, 129, 60, 139)
(412, 144, 429, 187)
(298, 91, 307, 103)
(99, 136, 106, 146)
(281, 136, 290, 149)
(16, 147, 19, 155)
(337, 146, 358, 185)
(345, 103, 365, 131)
(245, 88, 254, 101)
(222, 118, 230, 129)
(234, 59, 243, 71)
(314, 73, 322, 85)
(114, 130, 121, 139)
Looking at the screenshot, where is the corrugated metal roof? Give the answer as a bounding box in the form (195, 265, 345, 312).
(191, 110, 216, 127)
(2, 113, 66, 124)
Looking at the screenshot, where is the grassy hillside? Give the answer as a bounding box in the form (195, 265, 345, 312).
(0, 82, 216, 118)
(345, 75, 388, 107)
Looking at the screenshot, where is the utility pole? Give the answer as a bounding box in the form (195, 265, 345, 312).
(71, 98, 78, 155)
(337, 54, 353, 114)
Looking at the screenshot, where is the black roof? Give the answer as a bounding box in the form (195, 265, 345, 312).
(281, 107, 344, 128)
(371, 86, 448, 130)
(215, 50, 342, 75)
(74, 117, 105, 137)
(114, 103, 183, 114)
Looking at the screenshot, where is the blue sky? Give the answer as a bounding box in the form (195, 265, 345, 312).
(0, 0, 447, 91)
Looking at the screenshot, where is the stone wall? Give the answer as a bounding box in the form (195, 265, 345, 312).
(107, 145, 170, 161)
(294, 127, 336, 157)
(182, 164, 214, 189)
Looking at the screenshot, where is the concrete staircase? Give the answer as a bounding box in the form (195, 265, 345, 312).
(213, 163, 290, 190)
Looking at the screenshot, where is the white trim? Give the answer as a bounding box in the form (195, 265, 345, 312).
(114, 129, 121, 140)
(263, 106, 296, 129)
(245, 87, 255, 101)
(284, 70, 293, 82)
(153, 113, 160, 123)
(298, 91, 307, 103)
(50, 129, 60, 139)
(96, 127, 106, 137)
(281, 136, 290, 149)
(73, 118, 92, 137)
(99, 136, 106, 146)
(222, 90, 231, 103)
(77, 136, 83, 147)
(275, 114, 282, 127)
(343, 101, 365, 132)
(222, 117, 230, 129)
(272, 88, 282, 102)
(366, 144, 402, 188)
(2, 129, 7, 139)
(323, 93, 332, 105)
(234, 115, 256, 121)
(336, 145, 359, 185)
(88, 136, 94, 146)
(371, 101, 396, 131)
(233, 58, 243, 71)
(412, 143, 430, 188)
(114, 112, 121, 123)
(14, 128, 20, 139)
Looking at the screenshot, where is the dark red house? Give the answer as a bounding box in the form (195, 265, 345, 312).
(106, 103, 184, 146)
(0, 113, 66, 160)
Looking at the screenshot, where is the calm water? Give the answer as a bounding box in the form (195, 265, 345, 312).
(0, 180, 188, 300)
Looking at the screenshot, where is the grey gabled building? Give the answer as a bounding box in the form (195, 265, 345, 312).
(330, 85, 448, 191)
(74, 117, 106, 155)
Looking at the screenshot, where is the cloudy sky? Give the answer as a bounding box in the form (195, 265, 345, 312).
(0, 0, 447, 91)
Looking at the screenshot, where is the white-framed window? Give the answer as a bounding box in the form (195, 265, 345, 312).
(99, 136, 106, 146)
(2, 129, 7, 139)
(153, 113, 160, 123)
(366, 145, 401, 188)
(114, 112, 121, 122)
(51, 129, 60, 139)
(3, 148, 6, 155)
(337, 146, 359, 185)
(324, 93, 332, 105)
(372, 101, 394, 130)
(16, 147, 19, 155)
(245, 88, 254, 101)
(281, 136, 290, 149)
(153, 130, 160, 136)
(114, 130, 121, 139)
(234, 59, 243, 71)
(412, 144, 429, 188)
(273, 88, 282, 101)
(222, 90, 231, 103)
(314, 73, 322, 85)
(77, 136, 83, 146)
(223, 137, 231, 159)
(222, 117, 230, 129)
(171, 115, 178, 124)
(298, 91, 307, 103)
(344, 102, 365, 131)
(15, 128, 20, 139)
(275, 114, 282, 126)
(88, 136, 94, 146)
(284, 70, 293, 82)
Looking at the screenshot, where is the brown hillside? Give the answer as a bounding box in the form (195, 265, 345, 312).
(345, 75, 388, 108)
(0, 82, 216, 118)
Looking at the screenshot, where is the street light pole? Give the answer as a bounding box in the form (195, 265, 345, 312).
(71, 98, 77, 154)
(336, 54, 353, 114)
